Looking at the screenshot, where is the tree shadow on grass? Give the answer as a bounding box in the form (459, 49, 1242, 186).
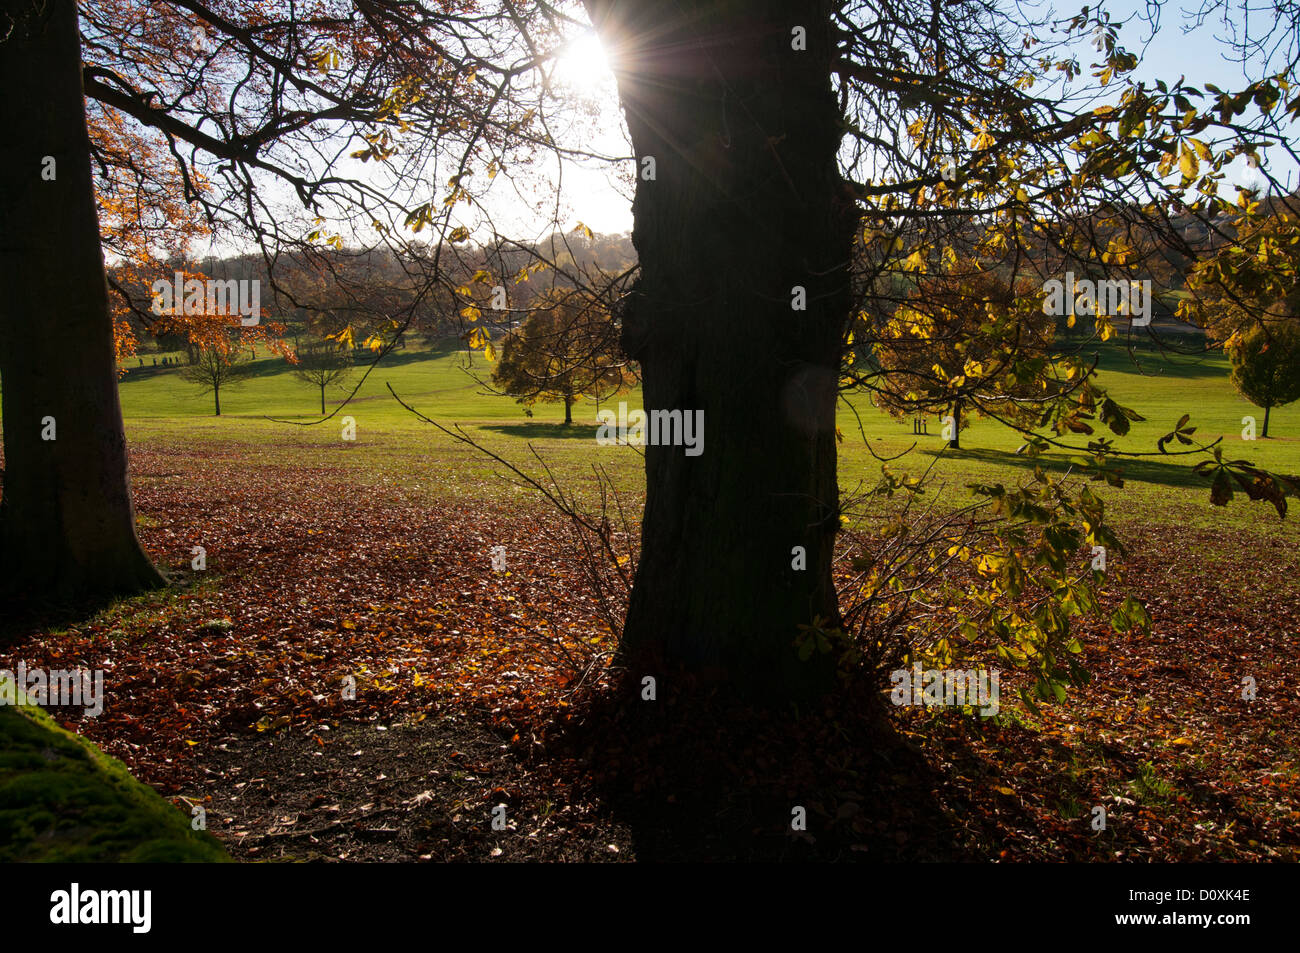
(1065, 338, 1228, 380)
(480, 422, 601, 440)
(0, 565, 203, 649)
(1092, 351, 1229, 381)
(119, 346, 443, 385)
(419, 337, 481, 359)
(249, 347, 439, 379)
(922, 446, 1229, 493)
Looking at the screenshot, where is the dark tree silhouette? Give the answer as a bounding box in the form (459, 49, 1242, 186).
(584, 0, 855, 698)
(581, 0, 1300, 699)
(871, 263, 1051, 449)
(0, 0, 164, 609)
(491, 291, 628, 425)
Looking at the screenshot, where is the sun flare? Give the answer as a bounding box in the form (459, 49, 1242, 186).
(554, 32, 614, 94)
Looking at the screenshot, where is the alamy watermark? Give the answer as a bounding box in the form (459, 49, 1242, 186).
(50, 884, 150, 933)
(0, 662, 104, 717)
(151, 271, 261, 326)
(596, 401, 704, 457)
(890, 663, 999, 716)
(1041, 272, 1151, 327)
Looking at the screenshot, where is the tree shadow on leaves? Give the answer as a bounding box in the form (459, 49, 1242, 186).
(554, 670, 997, 861)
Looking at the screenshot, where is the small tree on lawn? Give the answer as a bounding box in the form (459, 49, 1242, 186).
(182, 345, 252, 416)
(490, 290, 629, 425)
(1229, 324, 1300, 438)
(872, 261, 1052, 449)
(291, 342, 353, 414)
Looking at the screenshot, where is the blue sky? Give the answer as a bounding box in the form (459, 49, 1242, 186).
(1103, 0, 1290, 193)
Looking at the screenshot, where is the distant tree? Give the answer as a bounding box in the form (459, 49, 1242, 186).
(181, 346, 252, 416)
(1229, 325, 1300, 438)
(1191, 208, 1300, 439)
(1183, 205, 1300, 348)
(490, 291, 629, 425)
(872, 263, 1053, 449)
(153, 331, 190, 361)
(291, 343, 353, 415)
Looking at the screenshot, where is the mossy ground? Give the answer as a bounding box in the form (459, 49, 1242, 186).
(0, 675, 228, 862)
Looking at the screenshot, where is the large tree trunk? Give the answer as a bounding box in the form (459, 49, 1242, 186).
(948, 399, 962, 449)
(1263, 404, 1271, 439)
(563, 394, 573, 425)
(0, 0, 165, 610)
(587, 0, 855, 699)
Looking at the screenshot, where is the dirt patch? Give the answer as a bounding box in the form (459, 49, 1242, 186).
(196, 715, 631, 862)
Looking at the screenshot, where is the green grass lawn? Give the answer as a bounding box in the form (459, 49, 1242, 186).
(104, 336, 1299, 534)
